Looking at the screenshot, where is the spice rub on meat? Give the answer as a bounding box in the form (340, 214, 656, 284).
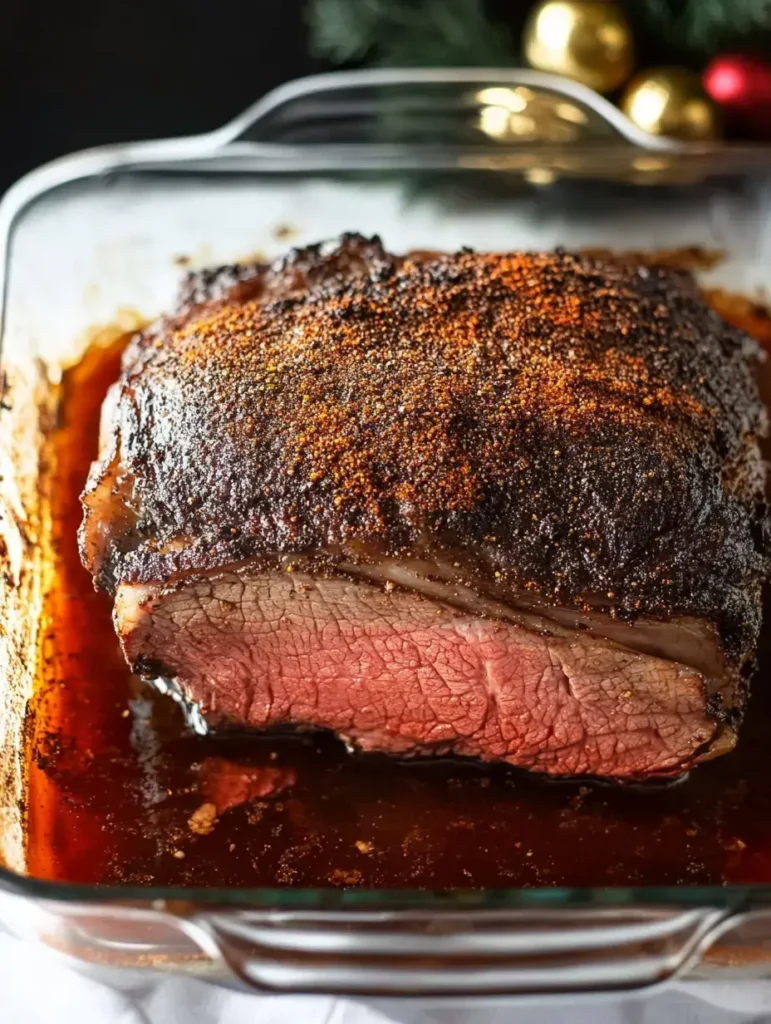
(80, 235, 769, 779)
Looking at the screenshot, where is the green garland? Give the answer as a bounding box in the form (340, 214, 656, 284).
(307, 0, 516, 67)
(307, 0, 771, 70)
(635, 0, 771, 53)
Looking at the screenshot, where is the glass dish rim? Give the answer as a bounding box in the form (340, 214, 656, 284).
(3, 65, 771, 913)
(3, 874, 771, 910)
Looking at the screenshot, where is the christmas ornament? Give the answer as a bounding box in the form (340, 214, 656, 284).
(524, 0, 634, 93)
(703, 54, 771, 140)
(621, 68, 721, 141)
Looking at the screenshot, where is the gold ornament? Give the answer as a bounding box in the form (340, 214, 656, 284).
(620, 68, 721, 141)
(523, 0, 634, 94)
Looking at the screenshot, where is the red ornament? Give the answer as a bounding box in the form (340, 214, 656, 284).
(703, 54, 771, 140)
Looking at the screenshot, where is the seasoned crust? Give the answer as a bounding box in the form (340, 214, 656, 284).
(81, 234, 769, 662)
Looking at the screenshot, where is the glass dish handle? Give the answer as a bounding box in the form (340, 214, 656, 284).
(219, 67, 682, 152)
(198, 905, 728, 996)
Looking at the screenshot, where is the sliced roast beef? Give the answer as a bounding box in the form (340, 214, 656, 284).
(80, 236, 768, 779)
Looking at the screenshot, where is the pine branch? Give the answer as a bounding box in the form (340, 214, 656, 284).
(634, 0, 771, 54)
(307, 0, 394, 63)
(378, 0, 515, 66)
(307, 0, 516, 68)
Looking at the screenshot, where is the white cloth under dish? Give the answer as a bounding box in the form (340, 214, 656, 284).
(2, 934, 771, 1024)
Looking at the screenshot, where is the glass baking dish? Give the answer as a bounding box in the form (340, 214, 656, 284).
(2, 68, 771, 1002)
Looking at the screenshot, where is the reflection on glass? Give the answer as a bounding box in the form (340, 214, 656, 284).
(525, 167, 557, 185)
(476, 87, 531, 112)
(632, 156, 669, 173)
(474, 87, 599, 144)
(555, 102, 588, 125)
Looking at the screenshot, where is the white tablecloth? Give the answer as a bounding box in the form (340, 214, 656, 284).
(3, 934, 771, 1024)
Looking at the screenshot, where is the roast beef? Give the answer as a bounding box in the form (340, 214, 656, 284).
(80, 235, 768, 779)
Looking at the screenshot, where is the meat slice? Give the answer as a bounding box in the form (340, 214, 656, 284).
(80, 236, 768, 779)
(116, 569, 732, 778)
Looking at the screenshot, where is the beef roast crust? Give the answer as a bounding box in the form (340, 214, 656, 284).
(81, 235, 768, 664)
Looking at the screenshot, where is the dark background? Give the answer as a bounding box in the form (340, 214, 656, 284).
(0, 0, 319, 194)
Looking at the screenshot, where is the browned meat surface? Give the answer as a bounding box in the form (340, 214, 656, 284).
(80, 235, 768, 779)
